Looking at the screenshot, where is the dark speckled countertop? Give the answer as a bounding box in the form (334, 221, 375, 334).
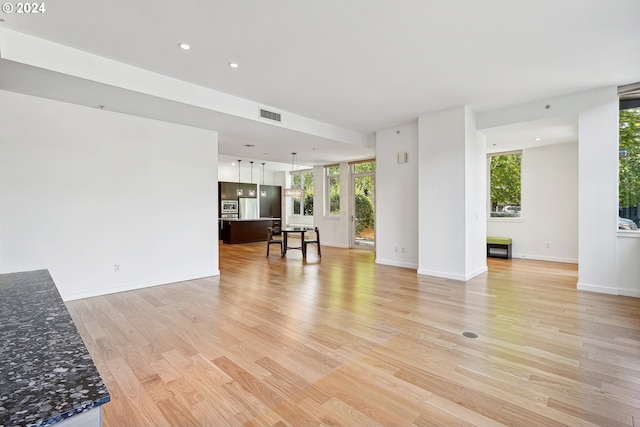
(0, 270, 110, 427)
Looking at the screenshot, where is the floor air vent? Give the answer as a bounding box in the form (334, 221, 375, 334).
(260, 109, 282, 122)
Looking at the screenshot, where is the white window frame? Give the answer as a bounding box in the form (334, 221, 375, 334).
(618, 82, 640, 232)
(289, 170, 313, 216)
(487, 150, 522, 221)
(325, 165, 341, 217)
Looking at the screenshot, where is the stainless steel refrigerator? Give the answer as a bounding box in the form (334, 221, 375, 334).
(238, 197, 258, 219)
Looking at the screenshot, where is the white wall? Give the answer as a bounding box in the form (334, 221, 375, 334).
(375, 123, 419, 268)
(0, 90, 220, 300)
(578, 88, 621, 295)
(578, 87, 640, 297)
(487, 142, 579, 263)
(419, 108, 465, 279)
(617, 234, 640, 297)
(464, 108, 487, 275)
(418, 107, 486, 280)
(480, 86, 640, 297)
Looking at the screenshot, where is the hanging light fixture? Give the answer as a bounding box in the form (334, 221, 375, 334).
(248, 161, 256, 197)
(284, 152, 304, 198)
(236, 160, 243, 196)
(260, 163, 267, 197)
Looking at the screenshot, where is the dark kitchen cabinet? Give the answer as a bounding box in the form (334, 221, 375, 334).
(220, 219, 281, 244)
(219, 181, 257, 200)
(260, 185, 282, 218)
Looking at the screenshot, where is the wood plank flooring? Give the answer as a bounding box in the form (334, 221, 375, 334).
(66, 243, 640, 426)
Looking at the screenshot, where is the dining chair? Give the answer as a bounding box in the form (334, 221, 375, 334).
(302, 227, 321, 258)
(266, 226, 283, 257)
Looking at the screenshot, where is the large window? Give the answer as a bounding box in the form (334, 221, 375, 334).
(351, 161, 375, 246)
(291, 171, 313, 216)
(326, 165, 340, 216)
(619, 83, 640, 229)
(619, 107, 640, 229)
(489, 152, 522, 218)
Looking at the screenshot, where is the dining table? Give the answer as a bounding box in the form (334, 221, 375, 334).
(280, 226, 314, 258)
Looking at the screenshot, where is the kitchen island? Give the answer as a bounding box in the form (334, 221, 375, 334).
(220, 218, 281, 244)
(0, 270, 110, 427)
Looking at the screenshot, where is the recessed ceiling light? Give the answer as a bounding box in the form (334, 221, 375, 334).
(534, 137, 542, 141)
(179, 43, 191, 50)
(228, 62, 239, 68)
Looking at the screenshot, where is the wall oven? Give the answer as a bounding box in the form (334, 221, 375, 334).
(221, 200, 238, 214)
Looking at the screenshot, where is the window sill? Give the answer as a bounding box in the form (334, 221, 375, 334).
(323, 215, 341, 220)
(617, 230, 640, 238)
(487, 218, 525, 223)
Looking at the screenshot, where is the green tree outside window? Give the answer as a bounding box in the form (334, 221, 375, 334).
(619, 108, 640, 219)
(490, 153, 521, 217)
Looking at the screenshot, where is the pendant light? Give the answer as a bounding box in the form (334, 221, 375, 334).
(248, 161, 256, 197)
(284, 152, 304, 198)
(260, 163, 267, 197)
(236, 160, 243, 196)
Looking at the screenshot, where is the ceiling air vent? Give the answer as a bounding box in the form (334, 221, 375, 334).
(260, 109, 282, 123)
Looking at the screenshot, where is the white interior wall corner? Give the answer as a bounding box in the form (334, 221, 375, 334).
(0, 90, 220, 299)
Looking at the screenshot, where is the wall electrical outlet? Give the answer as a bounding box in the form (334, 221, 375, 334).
(114, 264, 120, 272)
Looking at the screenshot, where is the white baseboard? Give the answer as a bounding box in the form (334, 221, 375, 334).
(375, 258, 418, 269)
(62, 269, 221, 301)
(619, 288, 640, 298)
(466, 266, 489, 280)
(321, 242, 350, 249)
(511, 253, 578, 264)
(576, 282, 619, 295)
(417, 265, 487, 281)
(577, 283, 640, 298)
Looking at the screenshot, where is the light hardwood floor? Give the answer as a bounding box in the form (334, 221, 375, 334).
(66, 242, 640, 427)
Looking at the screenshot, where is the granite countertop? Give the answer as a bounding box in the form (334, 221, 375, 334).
(0, 270, 110, 427)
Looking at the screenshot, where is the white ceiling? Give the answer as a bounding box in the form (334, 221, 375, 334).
(484, 115, 579, 154)
(1, 0, 639, 167)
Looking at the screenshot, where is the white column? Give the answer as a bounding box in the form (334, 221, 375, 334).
(417, 106, 487, 280)
(577, 87, 619, 294)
